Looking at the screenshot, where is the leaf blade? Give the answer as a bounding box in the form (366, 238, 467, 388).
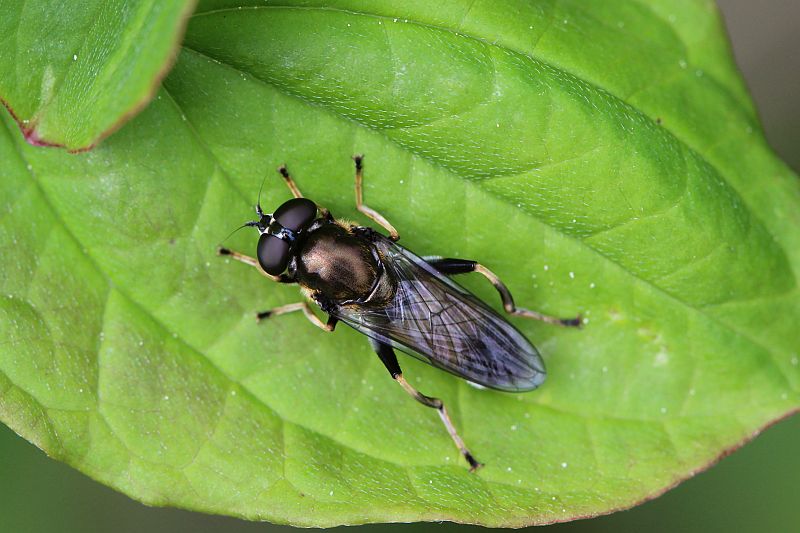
(0, 0, 196, 150)
(1, 1, 798, 527)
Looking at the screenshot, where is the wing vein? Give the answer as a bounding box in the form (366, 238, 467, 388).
(332, 233, 545, 391)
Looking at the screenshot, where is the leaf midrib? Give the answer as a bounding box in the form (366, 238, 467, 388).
(189, 4, 761, 206)
(176, 37, 796, 393)
(4, 101, 727, 525)
(2, 3, 795, 527)
(153, 80, 682, 497)
(4, 35, 791, 523)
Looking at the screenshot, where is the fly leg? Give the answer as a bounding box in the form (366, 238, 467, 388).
(217, 248, 334, 329)
(217, 247, 295, 283)
(370, 339, 483, 471)
(276, 164, 303, 199)
(353, 155, 400, 241)
(424, 257, 581, 327)
(277, 164, 332, 220)
(256, 301, 338, 332)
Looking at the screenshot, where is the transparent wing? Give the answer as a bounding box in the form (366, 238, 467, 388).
(331, 234, 546, 391)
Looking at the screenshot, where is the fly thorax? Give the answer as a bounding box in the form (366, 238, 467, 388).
(296, 224, 379, 301)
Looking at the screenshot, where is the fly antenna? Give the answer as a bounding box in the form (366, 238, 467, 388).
(218, 221, 260, 248)
(256, 169, 269, 216)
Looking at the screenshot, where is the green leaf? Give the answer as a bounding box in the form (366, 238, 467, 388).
(1, 0, 798, 527)
(0, 0, 195, 151)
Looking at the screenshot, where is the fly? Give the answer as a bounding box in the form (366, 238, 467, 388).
(218, 155, 581, 471)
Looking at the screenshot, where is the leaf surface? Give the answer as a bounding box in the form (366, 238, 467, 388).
(1, 1, 798, 526)
(0, 0, 195, 150)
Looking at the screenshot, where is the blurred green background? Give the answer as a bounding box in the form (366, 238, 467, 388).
(1, 1, 797, 531)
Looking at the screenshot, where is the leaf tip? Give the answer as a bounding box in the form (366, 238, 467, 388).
(1, 98, 64, 150)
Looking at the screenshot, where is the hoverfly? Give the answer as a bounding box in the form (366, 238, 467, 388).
(219, 156, 580, 470)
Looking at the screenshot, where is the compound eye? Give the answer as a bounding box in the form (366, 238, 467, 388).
(273, 198, 317, 231)
(257, 233, 290, 275)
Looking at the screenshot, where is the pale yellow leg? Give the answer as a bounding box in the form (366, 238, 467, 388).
(353, 155, 399, 241)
